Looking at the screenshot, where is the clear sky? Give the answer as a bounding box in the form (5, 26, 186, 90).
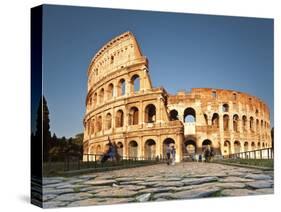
(39, 4, 273, 138)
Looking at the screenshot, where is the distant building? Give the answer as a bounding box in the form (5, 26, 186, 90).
(83, 32, 272, 162)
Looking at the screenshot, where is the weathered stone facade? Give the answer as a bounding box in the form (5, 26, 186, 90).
(83, 32, 272, 162)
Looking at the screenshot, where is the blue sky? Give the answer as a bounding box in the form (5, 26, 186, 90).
(38, 5, 273, 138)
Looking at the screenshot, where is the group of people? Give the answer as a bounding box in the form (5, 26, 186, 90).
(191, 147, 215, 162)
(165, 144, 176, 165)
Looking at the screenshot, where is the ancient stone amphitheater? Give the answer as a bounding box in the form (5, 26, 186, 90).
(83, 32, 272, 162)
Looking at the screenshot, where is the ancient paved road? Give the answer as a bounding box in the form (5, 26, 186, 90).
(40, 162, 274, 208)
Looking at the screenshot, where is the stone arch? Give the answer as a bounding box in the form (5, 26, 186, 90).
(212, 113, 219, 128)
(144, 139, 156, 159)
(256, 119, 259, 131)
(163, 138, 175, 157)
(117, 142, 124, 157)
(128, 140, 138, 158)
(262, 142, 265, 148)
(90, 118, 95, 135)
(184, 140, 196, 155)
(99, 88, 105, 104)
(107, 83, 114, 100)
(250, 117, 254, 131)
(131, 74, 140, 93)
(129, 106, 139, 125)
(145, 104, 156, 123)
(244, 141, 249, 152)
(184, 107, 196, 123)
(204, 113, 208, 125)
(222, 103, 229, 112)
(202, 139, 212, 151)
(234, 141, 241, 153)
(105, 113, 112, 130)
(223, 114, 229, 131)
(115, 109, 124, 128)
(257, 142, 261, 149)
(251, 142, 255, 150)
(242, 115, 247, 131)
(93, 92, 97, 107)
(89, 145, 95, 154)
(96, 115, 102, 132)
(223, 140, 231, 155)
(170, 109, 179, 121)
(233, 114, 239, 132)
(117, 78, 126, 96)
(96, 144, 102, 154)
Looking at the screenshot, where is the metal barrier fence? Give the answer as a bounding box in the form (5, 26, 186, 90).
(62, 153, 166, 172)
(223, 148, 274, 160)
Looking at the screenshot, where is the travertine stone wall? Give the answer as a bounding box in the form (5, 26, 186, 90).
(83, 32, 272, 162)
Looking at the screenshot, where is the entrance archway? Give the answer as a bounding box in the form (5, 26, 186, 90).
(223, 140, 231, 155)
(145, 139, 156, 159)
(202, 139, 212, 152)
(184, 140, 196, 156)
(163, 138, 175, 158)
(128, 140, 138, 158)
(117, 142, 123, 157)
(234, 141, 241, 153)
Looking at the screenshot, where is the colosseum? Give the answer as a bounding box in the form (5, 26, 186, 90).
(83, 31, 272, 162)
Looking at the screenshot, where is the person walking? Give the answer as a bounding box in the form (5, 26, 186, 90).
(171, 146, 176, 165)
(166, 144, 171, 165)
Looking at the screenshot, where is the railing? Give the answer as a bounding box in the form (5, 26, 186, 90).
(223, 148, 274, 160)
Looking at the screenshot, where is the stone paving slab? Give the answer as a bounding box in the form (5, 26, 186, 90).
(42, 162, 274, 208)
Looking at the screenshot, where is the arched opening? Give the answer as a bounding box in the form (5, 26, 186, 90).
(250, 117, 254, 131)
(223, 114, 229, 131)
(99, 88, 104, 104)
(90, 145, 95, 154)
(262, 142, 265, 148)
(202, 139, 212, 152)
(115, 109, 124, 128)
(96, 145, 102, 154)
(170, 109, 179, 121)
(90, 119, 95, 135)
(234, 141, 241, 153)
(117, 79, 126, 96)
(233, 93, 237, 101)
(163, 138, 175, 157)
(212, 113, 219, 128)
(145, 139, 156, 159)
(131, 74, 140, 93)
(96, 115, 102, 132)
(184, 107, 196, 123)
(244, 142, 249, 152)
(117, 142, 123, 157)
(129, 107, 139, 125)
(184, 140, 196, 156)
(257, 142, 261, 149)
(145, 104, 156, 123)
(107, 83, 114, 100)
(128, 140, 138, 158)
(256, 119, 259, 132)
(211, 91, 217, 99)
(233, 114, 239, 132)
(105, 113, 112, 130)
(251, 142, 255, 150)
(204, 114, 208, 125)
(242, 115, 247, 131)
(222, 104, 229, 112)
(224, 140, 231, 155)
(255, 109, 259, 116)
(93, 92, 97, 108)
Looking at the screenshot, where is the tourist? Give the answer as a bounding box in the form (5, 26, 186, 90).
(171, 146, 176, 165)
(166, 144, 171, 165)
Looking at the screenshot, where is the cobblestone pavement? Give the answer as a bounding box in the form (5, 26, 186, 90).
(39, 162, 274, 208)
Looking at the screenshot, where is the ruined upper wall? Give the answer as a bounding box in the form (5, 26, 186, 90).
(168, 88, 270, 120)
(87, 32, 147, 90)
